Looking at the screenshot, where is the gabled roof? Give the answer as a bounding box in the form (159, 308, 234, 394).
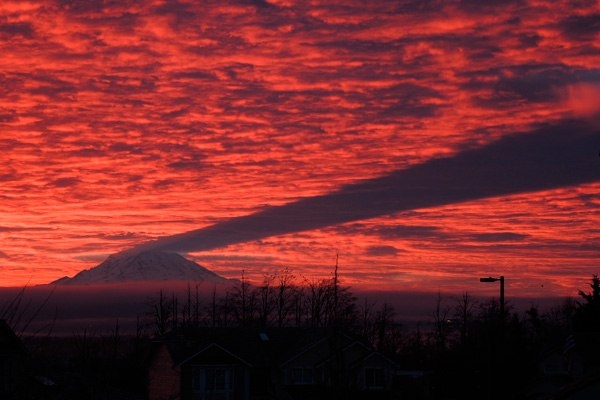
(347, 349, 399, 369)
(154, 327, 385, 371)
(280, 330, 380, 368)
(314, 340, 371, 368)
(311, 337, 398, 370)
(280, 335, 329, 367)
(178, 342, 253, 367)
(156, 327, 309, 368)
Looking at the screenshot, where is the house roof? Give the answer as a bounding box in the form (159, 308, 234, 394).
(280, 330, 357, 367)
(157, 327, 323, 368)
(178, 342, 253, 367)
(310, 336, 398, 370)
(155, 327, 378, 370)
(348, 349, 399, 369)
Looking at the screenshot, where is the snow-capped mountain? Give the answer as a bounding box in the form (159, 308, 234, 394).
(51, 250, 233, 285)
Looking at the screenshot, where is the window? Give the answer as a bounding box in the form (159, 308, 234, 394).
(192, 366, 234, 400)
(291, 367, 314, 385)
(365, 368, 385, 389)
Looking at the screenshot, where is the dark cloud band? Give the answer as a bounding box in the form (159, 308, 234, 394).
(137, 119, 600, 253)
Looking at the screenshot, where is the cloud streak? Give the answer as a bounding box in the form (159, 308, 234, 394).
(140, 119, 599, 253)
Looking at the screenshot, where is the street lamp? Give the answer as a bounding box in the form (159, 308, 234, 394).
(479, 276, 505, 323)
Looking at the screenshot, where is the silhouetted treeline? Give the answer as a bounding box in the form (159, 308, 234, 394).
(4, 273, 600, 399)
(145, 272, 600, 399)
(147, 269, 364, 334)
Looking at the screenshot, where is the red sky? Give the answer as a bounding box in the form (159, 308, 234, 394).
(1, 0, 599, 298)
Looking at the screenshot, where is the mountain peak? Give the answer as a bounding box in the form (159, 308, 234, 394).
(51, 250, 232, 285)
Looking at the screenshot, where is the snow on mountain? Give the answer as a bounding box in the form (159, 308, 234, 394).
(51, 250, 233, 285)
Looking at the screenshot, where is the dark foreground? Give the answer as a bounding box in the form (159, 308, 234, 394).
(3, 276, 600, 399)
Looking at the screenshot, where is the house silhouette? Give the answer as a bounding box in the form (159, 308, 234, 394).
(148, 327, 398, 400)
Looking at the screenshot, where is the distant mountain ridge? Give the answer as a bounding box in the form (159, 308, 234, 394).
(51, 250, 233, 285)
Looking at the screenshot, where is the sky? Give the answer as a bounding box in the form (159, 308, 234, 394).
(1, 0, 599, 299)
